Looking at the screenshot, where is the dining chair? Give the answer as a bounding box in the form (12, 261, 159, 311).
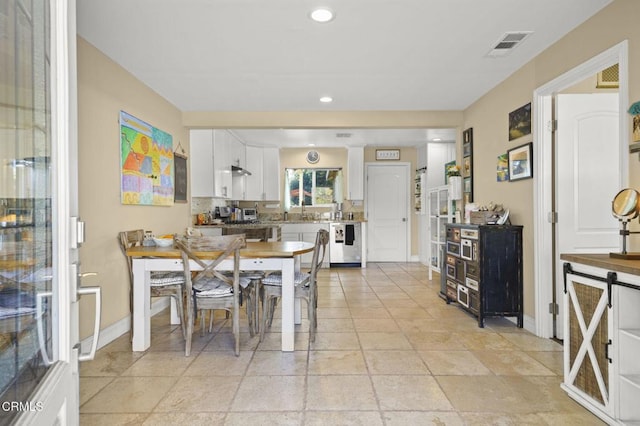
(259, 228, 329, 343)
(175, 234, 246, 356)
(221, 227, 271, 337)
(118, 230, 186, 339)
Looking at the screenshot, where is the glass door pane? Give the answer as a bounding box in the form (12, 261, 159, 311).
(0, 0, 53, 421)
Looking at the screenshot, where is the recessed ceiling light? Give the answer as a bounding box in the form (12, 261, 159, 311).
(319, 96, 333, 103)
(308, 143, 316, 147)
(310, 8, 334, 23)
(432, 138, 442, 141)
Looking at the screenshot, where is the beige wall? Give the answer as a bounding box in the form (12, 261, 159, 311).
(77, 38, 190, 338)
(462, 0, 640, 318)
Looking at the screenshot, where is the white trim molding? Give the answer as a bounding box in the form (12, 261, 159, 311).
(533, 40, 629, 338)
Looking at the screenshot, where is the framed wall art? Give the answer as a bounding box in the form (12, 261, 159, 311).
(508, 103, 532, 141)
(462, 127, 473, 202)
(375, 149, 400, 161)
(120, 110, 175, 206)
(508, 142, 533, 181)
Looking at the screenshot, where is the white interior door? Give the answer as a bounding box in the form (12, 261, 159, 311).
(365, 164, 409, 262)
(554, 93, 620, 339)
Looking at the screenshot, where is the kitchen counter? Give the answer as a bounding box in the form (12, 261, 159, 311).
(195, 219, 366, 228)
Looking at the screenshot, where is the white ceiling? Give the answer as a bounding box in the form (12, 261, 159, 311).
(76, 0, 611, 147)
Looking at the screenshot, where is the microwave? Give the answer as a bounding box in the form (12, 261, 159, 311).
(242, 208, 257, 221)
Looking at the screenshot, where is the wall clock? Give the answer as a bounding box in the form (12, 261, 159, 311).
(306, 150, 320, 164)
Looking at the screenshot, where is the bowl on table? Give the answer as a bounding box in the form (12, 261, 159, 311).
(152, 236, 174, 247)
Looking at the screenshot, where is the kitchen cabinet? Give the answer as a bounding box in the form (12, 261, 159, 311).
(244, 146, 280, 201)
(428, 185, 451, 280)
(560, 254, 640, 424)
(444, 224, 523, 327)
(189, 129, 235, 198)
(213, 130, 232, 198)
(280, 223, 329, 267)
(347, 147, 364, 200)
(189, 129, 215, 197)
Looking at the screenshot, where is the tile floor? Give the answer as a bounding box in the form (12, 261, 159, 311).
(80, 263, 605, 425)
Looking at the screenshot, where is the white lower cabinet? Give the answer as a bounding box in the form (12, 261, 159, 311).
(561, 256, 640, 425)
(280, 223, 329, 267)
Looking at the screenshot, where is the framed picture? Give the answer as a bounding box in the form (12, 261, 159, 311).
(375, 149, 400, 161)
(463, 142, 472, 157)
(174, 153, 188, 203)
(463, 128, 473, 143)
(508, 103, 532, 141)
(633, 115, 640, 142)
(463, 156, 472, 177)
(464, 177, 471, 193)
(508, 142, 533, 181)
(496, 153, 509, 182)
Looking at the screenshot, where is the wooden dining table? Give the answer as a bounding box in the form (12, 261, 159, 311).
(126, 240, 315, 352)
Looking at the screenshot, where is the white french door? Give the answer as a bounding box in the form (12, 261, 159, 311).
(0, 1, 99, 424)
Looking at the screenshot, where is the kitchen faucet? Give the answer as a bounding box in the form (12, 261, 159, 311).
(301, 200, 306, 220)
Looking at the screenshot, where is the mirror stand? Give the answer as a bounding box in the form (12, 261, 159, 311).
(610, 219, 640, 259)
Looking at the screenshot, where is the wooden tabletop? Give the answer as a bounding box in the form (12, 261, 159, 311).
(560, 253, 640, 277)
(127, 240, 315, 259)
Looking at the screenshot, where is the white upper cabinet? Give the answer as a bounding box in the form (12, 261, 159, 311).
(244, 145, 263, 200)
(262, 147, 280, 200)
(244, 146, 280, 201)
(189, 129, 215, 197)
(213, 130, 232, 198)
(347, 147, 364, 200)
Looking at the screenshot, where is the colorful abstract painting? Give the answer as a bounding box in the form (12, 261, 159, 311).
(120, 111, 174, 205)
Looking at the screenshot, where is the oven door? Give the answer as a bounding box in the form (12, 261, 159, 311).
(457, 285, 470, 308)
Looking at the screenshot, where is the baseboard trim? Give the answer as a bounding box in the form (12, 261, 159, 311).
(81, 297, 170, 353)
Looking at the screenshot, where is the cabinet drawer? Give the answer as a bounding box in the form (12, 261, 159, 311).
(446, 279, 457, 290)
(446, 286, 458, 301)
(447, 226, 461, 242)
(466, 261, 479, 278)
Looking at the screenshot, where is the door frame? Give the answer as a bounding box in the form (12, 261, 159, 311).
(533, 40, 629, 338)
(17, 0, 80, 423)
(364, 162, 412, 262)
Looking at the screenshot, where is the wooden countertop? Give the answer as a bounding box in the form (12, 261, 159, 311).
(560, 253, 640, 276)
(127, 240, 315, 259)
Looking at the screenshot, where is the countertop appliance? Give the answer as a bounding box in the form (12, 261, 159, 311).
(215, 206, 231, 220)
(329, 222, 361, 267)
(243, 208, 257, 221)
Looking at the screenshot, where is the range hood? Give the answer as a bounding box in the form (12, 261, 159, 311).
(232, 165, 252, 176)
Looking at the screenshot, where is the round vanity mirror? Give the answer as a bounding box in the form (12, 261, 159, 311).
(612, 188, 640, 220)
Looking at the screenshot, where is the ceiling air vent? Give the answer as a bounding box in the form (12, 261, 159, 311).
(335, 133, 352, 138)
(486, 31, 532, 57)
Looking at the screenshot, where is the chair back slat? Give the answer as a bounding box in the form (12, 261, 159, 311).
(118, 229, 145, 284)
(175, 234, 246, 289)
(309, 229, 329, 281)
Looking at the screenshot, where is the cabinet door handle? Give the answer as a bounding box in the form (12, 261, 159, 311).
(605, 339, 613, 364)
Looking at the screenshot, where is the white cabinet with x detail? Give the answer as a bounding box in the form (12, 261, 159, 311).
(561, 254, 640, 425)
